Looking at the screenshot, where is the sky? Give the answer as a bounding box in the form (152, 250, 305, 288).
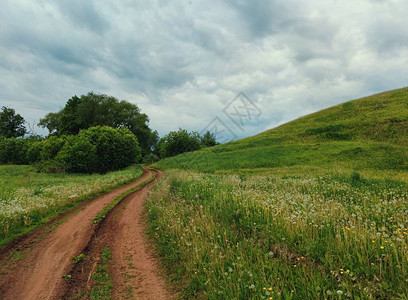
(1, 0, 408, 139)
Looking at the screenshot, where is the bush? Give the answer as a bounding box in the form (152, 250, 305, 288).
(0, 138, 29, 164)
(78, 126, 142, 173)
(159, 129, 202, 158)
(57, 135, 98, 173)
(36, 159, 66, 173)
(142, 153, 160, 164)
(40, 136, 66, 161)
(27, 141, 44, 163)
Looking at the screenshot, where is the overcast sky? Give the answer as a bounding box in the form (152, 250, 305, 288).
(1, 0, 408, 138)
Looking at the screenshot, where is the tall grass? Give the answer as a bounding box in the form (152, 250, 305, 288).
(145, 171, 408, 299)
(0, 165, 143, 244)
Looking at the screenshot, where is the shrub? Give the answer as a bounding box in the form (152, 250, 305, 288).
(40, 136, 66, 161)
(142, 153, 160, 164)
(0, 138, 29, 164)
(78, 126, 141, 173)
(159, 129, 202, 158)
(57, 135, 98, 173)
(27, 141, 44, 163)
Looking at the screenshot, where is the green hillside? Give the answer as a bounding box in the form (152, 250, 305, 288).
(155, 87, 408, 173)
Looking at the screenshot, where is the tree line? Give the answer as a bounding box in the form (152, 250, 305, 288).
(0, 93, 218, 173)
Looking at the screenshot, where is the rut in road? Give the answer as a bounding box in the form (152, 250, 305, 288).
(64, 169, 170, 299)
(0, 168, 170, 300)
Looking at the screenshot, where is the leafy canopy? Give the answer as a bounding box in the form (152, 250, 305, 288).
(157, 129, 219, 158)
(39, 93, 157, 154)
(0, 106, 26, 138)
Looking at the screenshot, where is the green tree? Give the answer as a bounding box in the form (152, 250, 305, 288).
(79, 126, 142, 173)
(200, 131, 218, 147)
(0, 106, 27, 138)
(159, 129, 202, 158)
(57, 135, 98, 173)
(0, 138, 29, 164)
(39, 93, 156, 155)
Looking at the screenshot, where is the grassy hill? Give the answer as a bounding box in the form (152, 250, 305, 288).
(148, 87, 408, 298)
(155, 87, 408, 173)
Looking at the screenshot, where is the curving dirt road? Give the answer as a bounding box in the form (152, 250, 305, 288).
(0, 168, 170, 300)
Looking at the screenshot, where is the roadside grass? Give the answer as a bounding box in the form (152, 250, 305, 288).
(0, 165, 143, 246)
(90, 246, 113, 300)
(145, 170, 408, 299)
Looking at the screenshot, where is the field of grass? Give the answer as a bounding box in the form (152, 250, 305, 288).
(146, 170, 408, 299)
(0, 165, 143, 245)
(147, 88, 408, 299)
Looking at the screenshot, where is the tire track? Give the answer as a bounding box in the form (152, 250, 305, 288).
(63, 168, 171, 299)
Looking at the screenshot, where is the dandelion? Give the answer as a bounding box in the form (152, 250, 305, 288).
(337, 290, 343, 295)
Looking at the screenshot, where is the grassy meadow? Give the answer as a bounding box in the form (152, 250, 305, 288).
(0, 165, 143, 245)
(146, 88, 408, 299)
(146, 170, 408, 299)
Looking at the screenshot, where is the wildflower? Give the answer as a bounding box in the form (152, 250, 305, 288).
(337, 290, 343, 295)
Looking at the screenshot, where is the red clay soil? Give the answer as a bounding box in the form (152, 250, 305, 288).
(0, 168, 170, 300)
(109, 169, 169, 299)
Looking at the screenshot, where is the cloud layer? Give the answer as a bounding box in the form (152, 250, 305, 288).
(1, 0, 407, 138)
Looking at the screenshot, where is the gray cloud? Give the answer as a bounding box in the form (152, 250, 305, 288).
(0, 0, 407, 138)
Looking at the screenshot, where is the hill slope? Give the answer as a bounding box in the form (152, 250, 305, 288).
(155, 87, 408, 173)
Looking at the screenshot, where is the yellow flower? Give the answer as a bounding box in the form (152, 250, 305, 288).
(268, 287, 272, 291)
(380, 246, 384, 249)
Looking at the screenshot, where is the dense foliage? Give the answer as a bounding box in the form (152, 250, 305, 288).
(39, 92, 158, 155)
(157, 129, 218, 158)
(0, 126, 141, 174)
(0, 137, 29, 164)
(0, 106, 26, 138)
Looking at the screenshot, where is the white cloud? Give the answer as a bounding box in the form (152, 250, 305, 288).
(0, 0, 407, 138)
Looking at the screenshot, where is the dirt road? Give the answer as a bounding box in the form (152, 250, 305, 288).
(0, 168, 169, 300)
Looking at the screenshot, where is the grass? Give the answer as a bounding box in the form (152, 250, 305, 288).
(145, 170, 408, 299)
(0, 165, 143, 246)
(146, 88, 408, 299)
(90, 246, 113, 300)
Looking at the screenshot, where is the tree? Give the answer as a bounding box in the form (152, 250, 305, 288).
(0, 138, 29, 164)
(200, 131, 218, 147)
(39, 93, 157, 155)
(0, 106, 27, 138)
(78, 126, 142, 173)
(158, 129, 202, 158)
